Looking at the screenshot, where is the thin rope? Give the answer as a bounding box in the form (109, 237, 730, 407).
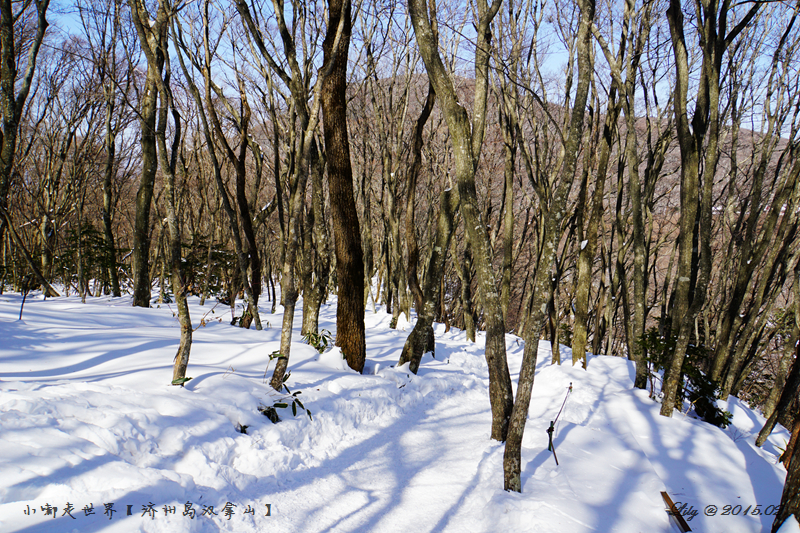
(554, 382, 573, 427)
(547, 382, 573, 466)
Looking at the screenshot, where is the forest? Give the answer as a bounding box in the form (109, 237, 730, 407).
(0, 0, 799, 528)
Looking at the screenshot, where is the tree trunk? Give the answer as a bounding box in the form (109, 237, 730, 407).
(773, 415, 800, 532)
(405, 82, 435, 316)
(99, 5, 122, 298)
(764, 326, 800, 420)
(504, 0, 595, 491)
(573, 88, 618, 367)
(272, 182, 305, 389)
(408, 0, 513, 441)
(102, 113, 121, 298)
(0, 0, 52, 295)
(322, 0, 366, 373)
(408, 0, 513, 444)
(660, 0, 710, 416)
(398, 82, 438, 373)
(497, 80, 515, 324)
(199, 231, 214, 306)
(129, 0, 192, 383)
(301, 139, 330, 337)
(460, 242, 477, 342)
(399, 188, 458, 373)
(0, 0, 51, 251)
(660, 0, 761, 417)
(757, 339, 800, 447)
(76, 195, 86, 303)
(131, 63, 159, 308)
(165, 146, 192, 384)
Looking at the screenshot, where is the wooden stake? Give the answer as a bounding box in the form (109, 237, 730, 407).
(661, 491, 692, 532)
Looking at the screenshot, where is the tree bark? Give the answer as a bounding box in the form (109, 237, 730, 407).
(102, 88, 121, 297)
(398, 82, 438, 373)
(459, 242, 477, 342)
(660, 0, 761, 417)
(773, 412, 800, 531)
(405, 82, 435, 317)
(322, 0, 366, 373)
(301, 139, 330, 337)
(399, 187, 458, 374)
(131, 47, 160, 308)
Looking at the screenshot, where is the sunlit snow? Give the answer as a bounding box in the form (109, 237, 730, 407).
(0, 290, 790, 532)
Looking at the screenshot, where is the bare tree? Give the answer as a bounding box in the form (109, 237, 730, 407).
(397, 79, 448, 373)
(172, 1, 266, 331)
(409, 0, 514, 442)
(0, 0, 57, 296)
(591, 0, 662, 386)
(78, 0, 136, 298)
(235, 0, 354, 381)
(129, 0, 193, 383)
(498, 0, 595, 491)
(322, 0, 366, 372)
(708, 6, 800, 399)
(660, 0, 763, 417)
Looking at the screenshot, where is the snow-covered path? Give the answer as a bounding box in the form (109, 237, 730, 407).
(0, 293, 791, 532)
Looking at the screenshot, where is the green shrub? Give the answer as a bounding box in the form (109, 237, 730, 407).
(303, 329, 333, 353)
(259, 353, 313, 423)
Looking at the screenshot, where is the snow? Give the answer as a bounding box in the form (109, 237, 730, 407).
(779, 515, 800, 533)
(0, 292, 792, 532)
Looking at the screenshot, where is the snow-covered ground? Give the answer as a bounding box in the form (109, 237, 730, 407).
(0, 291, 791, 532)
